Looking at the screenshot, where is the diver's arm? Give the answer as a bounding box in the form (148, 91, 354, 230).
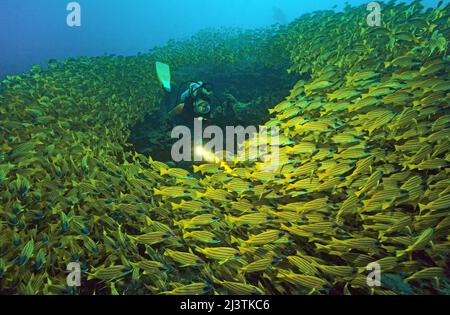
(180, 89, 190, 103)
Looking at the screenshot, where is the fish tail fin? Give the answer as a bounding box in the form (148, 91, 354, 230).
(153, 188, 162, 195)
(160, 169, 168, 176)
(86, 272, 96, 281)
(224, 214, 235, 225)
(173, 219, 185, 229)
(195, 191, 204, 199)
(231, 235, 245, 248)
(315, 243, 328, 250)
(418, 203, 427, 212)
(193, 165, 200, 173)
(330, 237, 340, 243)
(237, 246, 252, 254)
(230, 235, 239, 245)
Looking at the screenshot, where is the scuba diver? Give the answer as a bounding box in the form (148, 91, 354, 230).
(168, 81, 214, 123)
(155, 62, 236, 125)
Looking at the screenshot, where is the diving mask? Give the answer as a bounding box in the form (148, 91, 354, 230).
(194, 100, 211, 115)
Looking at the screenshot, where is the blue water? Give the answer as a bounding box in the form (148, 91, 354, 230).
(0, 0, 445, 79)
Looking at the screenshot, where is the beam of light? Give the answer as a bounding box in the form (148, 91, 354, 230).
(194, 145, 233, 173)
(195, 145, 219, 163)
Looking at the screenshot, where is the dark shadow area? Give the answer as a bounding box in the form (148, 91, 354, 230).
(128, 62, 301, 164)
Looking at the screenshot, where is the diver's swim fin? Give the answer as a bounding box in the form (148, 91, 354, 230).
(155, 62, 171, 92)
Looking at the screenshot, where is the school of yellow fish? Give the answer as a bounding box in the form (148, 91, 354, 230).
(0, 2, 449, 295)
